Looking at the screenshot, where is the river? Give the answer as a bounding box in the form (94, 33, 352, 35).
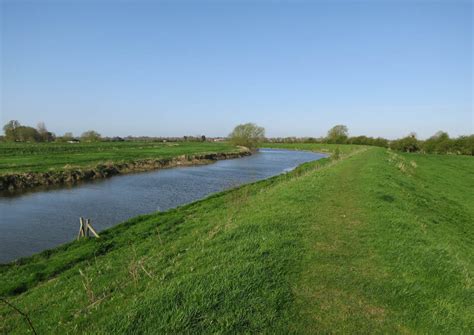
(0, 148, 326, 263)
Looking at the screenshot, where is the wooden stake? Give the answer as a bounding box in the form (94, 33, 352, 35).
(78, 217, 100, 239)
(78, 217, 85, 240)
(85, 219, 89, 237)
(87, 219, 100, 238)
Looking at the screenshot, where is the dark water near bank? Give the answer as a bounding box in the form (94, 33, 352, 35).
(0, 149, 325, 263)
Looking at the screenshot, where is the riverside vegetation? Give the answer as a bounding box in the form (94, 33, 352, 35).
(1, 143, 472, 333)
(0, 141, 248, 191)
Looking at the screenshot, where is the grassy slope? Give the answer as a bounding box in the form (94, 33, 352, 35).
(262, 142, 358, 155)
(0, 141, 237, 174)
(1, 146, 473, 333)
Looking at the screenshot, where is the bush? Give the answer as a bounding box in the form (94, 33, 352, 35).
(390, 135, 420, 153)
(81, 130, 102, 142)
(423, 131, 451, 154)
(452, 135, 474, 155)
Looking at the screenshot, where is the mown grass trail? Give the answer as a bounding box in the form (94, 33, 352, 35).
(1, 146, 472, 333)
(0, 141, 237, 174)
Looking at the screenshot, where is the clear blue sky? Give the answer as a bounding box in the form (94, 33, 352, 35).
(1, 0, 472, 139)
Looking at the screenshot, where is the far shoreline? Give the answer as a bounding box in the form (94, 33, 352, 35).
(0, 148, 251, 193)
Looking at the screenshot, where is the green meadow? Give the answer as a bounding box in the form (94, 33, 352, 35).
(0, 141, 237, 174)
(1, 144, 473, 333)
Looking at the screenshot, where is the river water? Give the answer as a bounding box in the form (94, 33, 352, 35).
(0, 148, 325, 263)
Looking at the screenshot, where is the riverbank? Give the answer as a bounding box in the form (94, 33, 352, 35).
(0, 142, 250, 191)
(1, 145, 473, 333)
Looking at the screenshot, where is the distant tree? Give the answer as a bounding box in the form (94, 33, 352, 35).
(63, 132, 74, 141)
(423, 131, 451, 154)
(15, 126, 41, 142)
(201, 135, 206, 142)
(347, 135, 388, 148)
(81, 130, 101, 142)
(433, 131, 448, 139)
(37, 122, 47, 137)
(56, 132, 74, 142)
(229, 123, 265, 149)
(452, 135, 474, 155)
(3, 120, 20, 132)
(390, 133, 420, 153)
(3, 120, 21, 141)
(3, 120, 45, 142)
(373, 137, 389, 148)
(326, 125, 349, 144)
(347, 135, 367, 145)
(36, 122, 55, 142)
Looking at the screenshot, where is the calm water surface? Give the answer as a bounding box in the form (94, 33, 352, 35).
(0, 149, 325, 263)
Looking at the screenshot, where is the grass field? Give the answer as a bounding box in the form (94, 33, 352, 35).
(0, 141, 238, 174)
(1, 145, 473, 333)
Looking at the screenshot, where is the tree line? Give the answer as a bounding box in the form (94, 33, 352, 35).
(323, 125, 473, 155)
(1, 121, 214, 144)
(2, 120, 102, 143)
(388, 132, 473, 155)
(2, 120, 473, 156)
(231, 123, 474, 156)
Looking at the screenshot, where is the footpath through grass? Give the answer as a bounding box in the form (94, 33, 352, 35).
(1, 145, 473, 333)
(0, 141, 237, 174)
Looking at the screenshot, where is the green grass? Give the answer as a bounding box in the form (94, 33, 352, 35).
(260, 142, 361, 155)
(1, 145, 473, 333)
(0, 141, 238, 174)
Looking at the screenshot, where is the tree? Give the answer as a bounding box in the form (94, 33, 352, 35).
(81, 130, 101, 142)
(373, 137, 389, 148)
(15, 126, 41, 142)
(423, 131, 451, 154)
(347, 135, 389, 148)
(3, 120, 21, 141)
(3, 120, 20, 133)
(37, 122, 47, 136)
(36, 122, 55, 142)
(326, 125, 349, 144)
(228, 123, 265, 149)
(390, 133, 420, 153)
(2, 121, 43, 142)
(57, 132, 74, 142)
(63, 132, 74, 141)
(453, 135, 474, 155)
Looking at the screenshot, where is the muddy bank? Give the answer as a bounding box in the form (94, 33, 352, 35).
(0, 150, 251, 192)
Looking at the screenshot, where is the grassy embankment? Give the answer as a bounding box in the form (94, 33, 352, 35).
(1, 144, 473, 333)
(0, 141, 244, 191)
